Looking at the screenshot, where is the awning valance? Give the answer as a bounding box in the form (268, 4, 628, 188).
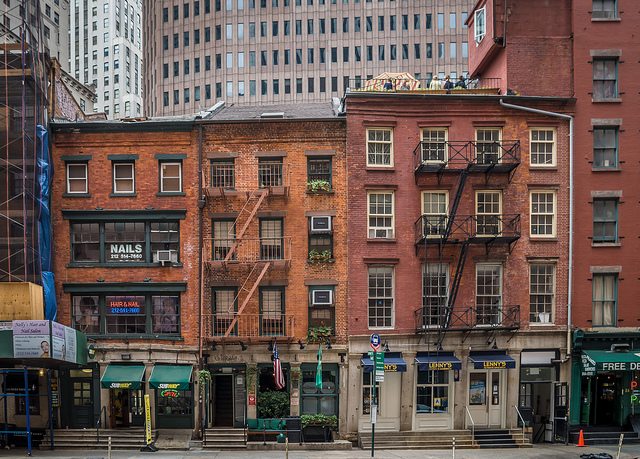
(361, 352, 407, 372)
(469, 351, 516, 370)
(148, 365, 193, 390)
(415, 352, 462, 371)
(581, 350, 640, 375)
(100, 364, 146, 389)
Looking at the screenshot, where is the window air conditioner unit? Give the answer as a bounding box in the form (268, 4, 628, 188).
(312, 290, 333, 305)
(310, 216, 332, 233)
(373, 229, 390, 239)
(155, 250, 176, 266)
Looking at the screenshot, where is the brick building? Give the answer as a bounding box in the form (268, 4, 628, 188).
(50, 117, 201, 432)
(197, 102, 349, 435)
(343, 86, 573, 441)
(468, 0, 640, 440)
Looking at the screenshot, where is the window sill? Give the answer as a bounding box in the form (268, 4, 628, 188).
(591, 17, 621, 22)
(592, 98, 622, 103)
(307, 258, 335, 264)
(110, 192, 137, 197)
(156, 191, 186, 196)
(306, 190, 335, 196)
(591, 242, 621, 247)
(528, 166, 557, 171)
(529, 237, 558, 242)
(67, 262, 183, 268)
(62, 192, 91, 198)
(529, 322, 555, 327)
(87, 334, 184, 341)
(366, 238, 397, 243)
(366, 166, 395, 171)
(592, 167, 621, 172)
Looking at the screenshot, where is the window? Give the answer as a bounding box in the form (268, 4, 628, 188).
(474, 7, 485, 42)
(69, 219, 180, 265)
(113, 163, 134, 193)
(308, 157, 332, 187)
(368, 266, 394, 327)
(529, 191, 556, 238)
(362, 372, 379, 415)
(530, 128, 556, 166)
(450, 12, 456, 28)
(593, 199, 618, 242)
(421, 128, 447, 163)
(475, 128, 502, 164)
(260, 218, 283, 260)
(14, 373, 40, 415)
(212, 219, 235, 260)
(72, 294, 180, 336)
(301, 363, 337, 415)
(437, 12, 444, 29)
(592, 0, 617, 18)
(421, 263, 449, 327)
(309, 218, 333, 257)
(593, 127, 618, 168)
(592, 274, 616, 326)
(308, 286, 335, 330)
(160, 162, 182, 193)
(529, 263, 554, 323)
(66, 163, 88, 194)
(476, 264, 502, 325)
(260, 287, 285, 336)
(476, 191, 502, 236)
(212, 288, 237, 336)
(367, 191, 394, 238)
(366, 128, 393, 167)
(422, 191, 448, 237)
(593, 58, 617, 99)
(417, 369, 449, 413)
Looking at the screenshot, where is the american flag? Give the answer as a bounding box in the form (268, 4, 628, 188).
(273, 343, 285, 389)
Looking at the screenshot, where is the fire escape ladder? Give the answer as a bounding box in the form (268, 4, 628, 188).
(444, 164, 471, 241)
(223, 189, 269, 263)
(437, 240, 470, 348)
(223, 261, 271, 337)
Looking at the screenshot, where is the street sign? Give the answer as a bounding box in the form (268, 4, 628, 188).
(370, 333, 381, 351)
(370, 405, 377, 424)
(375, 352, 384, 382)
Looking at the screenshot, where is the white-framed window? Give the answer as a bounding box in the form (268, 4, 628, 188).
(366, 127, 393, 167)
(421, 191, 448, 237)
(475, 190, 502, 236)
(420, 128, 448, 163)
(529, 263, 555, 324)
(529, 128, 556, 167)
(476, 263, 502, 326)
(368, 265, 394, 328)
(422, 263, 449, 327)
(367, 191, 394, 238)
(113, 163, 134, 193)
(592, 273, 616, 326)
(160, 162, 182, 192)
(417, 369, 450, 414)
(530, 191, 556, 238)
(474, 7, 485, 43)
(66, 163, 88, 194)
(475, 128, 502, 164)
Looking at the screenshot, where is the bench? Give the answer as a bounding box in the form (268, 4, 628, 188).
(246, 418, 302, 445)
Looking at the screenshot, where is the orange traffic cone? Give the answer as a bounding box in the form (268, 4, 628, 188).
(576, 429, 587, 447)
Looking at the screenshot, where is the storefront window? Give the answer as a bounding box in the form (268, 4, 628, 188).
(469, 372, 486, 405)
(416, 370, 449, 413)
(152, 295, 179, 333)
(156, 388, 193, 415)
(301, 363, 337, 415)
(106, 295, 146, 334)
(362, 372, 379, 415)
(105, 222, 145, 262)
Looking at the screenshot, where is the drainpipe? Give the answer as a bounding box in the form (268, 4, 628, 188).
(197, 122, 204, 439)
(499, 99, 573, 361)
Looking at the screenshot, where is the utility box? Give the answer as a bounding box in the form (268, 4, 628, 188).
(0, 283, 44, 321)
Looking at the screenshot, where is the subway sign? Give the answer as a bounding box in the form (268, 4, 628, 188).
(157, 383, 181, 389)
(109, 382, 133, 389)
(161, 390, 180, 398)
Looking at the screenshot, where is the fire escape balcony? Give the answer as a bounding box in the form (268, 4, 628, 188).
(204, 312, 296, 343)
(414, 214, 521, 247)
(203, 163, 290, 197)
(204, 237, 292, 269)
(413, 140, 520, 178)
(414, 304, 520, 333)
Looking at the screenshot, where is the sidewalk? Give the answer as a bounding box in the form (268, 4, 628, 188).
(0, 443, 639, 459)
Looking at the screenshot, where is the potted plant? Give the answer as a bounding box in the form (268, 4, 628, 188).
(257, 390, 290, 419)
(306, 326, 333, 344)
(308, 249, 333, 263)
(301, 414, 337, 442)
(306, 180, 331, 193)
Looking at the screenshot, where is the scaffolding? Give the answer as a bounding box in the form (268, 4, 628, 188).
(0, 0, 49, 284)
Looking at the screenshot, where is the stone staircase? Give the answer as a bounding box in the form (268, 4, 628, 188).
(40, 428, 155, 450)
(358, 428, 531, 450)
(203, 427, 247, 449)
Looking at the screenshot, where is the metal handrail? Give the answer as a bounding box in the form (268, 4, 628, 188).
(464, 406, 475, 446)
(513, 405, 526, 444)
(96, 405, 106, 444)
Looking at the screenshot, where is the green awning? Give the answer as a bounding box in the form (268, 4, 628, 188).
(581, 350, 640, 375)
(148, 365, 193, 390)
(100, 365, 146, 389)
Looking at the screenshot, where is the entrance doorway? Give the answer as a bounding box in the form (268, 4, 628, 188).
(110, 389, 130, 428)
(212, 375, 234, 427)
(467, 370, 505, 427)
(595, 372, 620, 425)
(520, 382, 552, 442)
(69, 369, 94, 428)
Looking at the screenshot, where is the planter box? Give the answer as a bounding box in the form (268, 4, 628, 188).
(303, 425, 334, 442)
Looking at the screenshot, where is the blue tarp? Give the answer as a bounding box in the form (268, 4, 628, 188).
(36, 125, 56, 321)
